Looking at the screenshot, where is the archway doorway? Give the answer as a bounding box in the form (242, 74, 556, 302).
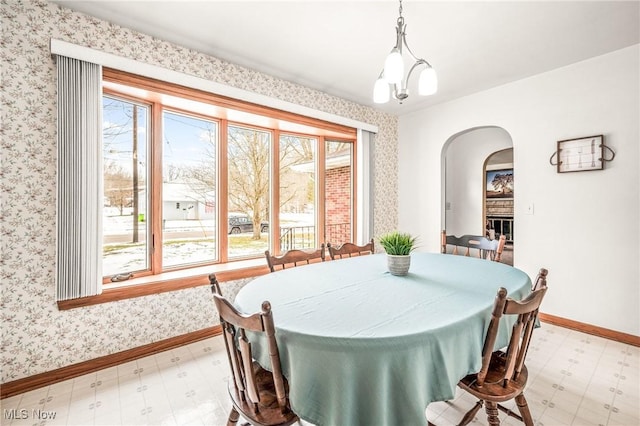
(442, 126, 514, 264)
(484, 148, 514, 265)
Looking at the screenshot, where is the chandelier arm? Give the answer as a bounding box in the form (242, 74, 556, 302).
(394, 17, 404, 52)
(401, 30, 432, 67)
(406, 59, 428, 82)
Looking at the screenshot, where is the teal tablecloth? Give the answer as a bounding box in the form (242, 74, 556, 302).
(234, 252, 531, 426)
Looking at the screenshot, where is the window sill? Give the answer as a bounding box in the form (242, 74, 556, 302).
(57, 258, 270, 310)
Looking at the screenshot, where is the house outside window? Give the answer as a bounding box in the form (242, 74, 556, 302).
(101, 69, 356, 283)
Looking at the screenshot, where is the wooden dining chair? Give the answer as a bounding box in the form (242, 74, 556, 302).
(441, 230, 506, 262)
(209, 273, 223, 296)
(264, 244, 325, 272)
(531, 267, 549, 291)
(211, 277, 299, 426)
(326, 239, 374, 260)
(455, 269, 549, 426)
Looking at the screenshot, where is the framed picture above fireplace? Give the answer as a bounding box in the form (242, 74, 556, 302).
(486, 169, 514, 199)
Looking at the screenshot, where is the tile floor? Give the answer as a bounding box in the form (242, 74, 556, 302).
(2, 323, 638, 426)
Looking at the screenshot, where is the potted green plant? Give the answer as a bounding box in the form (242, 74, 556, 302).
(379, 231, 417, 276)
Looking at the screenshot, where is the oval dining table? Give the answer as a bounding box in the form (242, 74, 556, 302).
(234, 252, 532, 426)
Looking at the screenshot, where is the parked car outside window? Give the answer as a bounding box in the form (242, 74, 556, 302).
(228, 214, 269, 234)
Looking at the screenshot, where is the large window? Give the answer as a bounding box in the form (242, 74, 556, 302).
(101, 69, 356, 282)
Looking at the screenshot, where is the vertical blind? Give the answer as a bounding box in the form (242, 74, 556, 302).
(56, 55, 103, 301)
(357, 129, 375, 244)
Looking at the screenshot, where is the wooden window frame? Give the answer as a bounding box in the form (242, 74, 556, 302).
(58, 69, 357, 310)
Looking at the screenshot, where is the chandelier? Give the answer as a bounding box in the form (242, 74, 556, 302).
(373, 0, 437, 104)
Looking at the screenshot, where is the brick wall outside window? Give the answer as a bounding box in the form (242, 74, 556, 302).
(325, 166, 351, 244)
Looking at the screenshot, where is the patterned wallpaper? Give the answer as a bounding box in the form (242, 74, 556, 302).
(0, 0, 398, 383)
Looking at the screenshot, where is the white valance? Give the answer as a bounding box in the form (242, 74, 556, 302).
(50, 39, 378, 134)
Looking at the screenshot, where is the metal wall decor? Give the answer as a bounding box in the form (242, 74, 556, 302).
(549, 135, 615, 173)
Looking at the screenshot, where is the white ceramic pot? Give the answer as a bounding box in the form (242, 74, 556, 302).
(387, 254, 411, 276)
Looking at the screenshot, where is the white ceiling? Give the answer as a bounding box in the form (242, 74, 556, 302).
(52, 1, 640, 116)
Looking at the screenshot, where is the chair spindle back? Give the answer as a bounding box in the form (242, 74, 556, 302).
(265, 244, 325, 272)
(327, 239, 374, 260)
(476, 282, 547, 388)
(211, 279, 289, 415)
(441, 230, 506, 262)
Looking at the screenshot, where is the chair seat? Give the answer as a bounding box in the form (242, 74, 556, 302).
(228, 361, 299, 426)
(458, 351, 529, 403)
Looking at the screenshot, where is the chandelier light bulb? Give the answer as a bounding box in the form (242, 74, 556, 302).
(373, 77, 390, 104)
(383, 48, 404, 84)
(418, 67, 438, 96)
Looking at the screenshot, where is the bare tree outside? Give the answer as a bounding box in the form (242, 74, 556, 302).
(103, 161, 132, 215)
(161, 111, 218, 267)
(181, 125, 217, 203)
(279, 135, 315, 213)
(163, 115, 217, 205)
(278, 135, 346, 213)
(103, 98, 133, 215)
(228, 126, 271, 240)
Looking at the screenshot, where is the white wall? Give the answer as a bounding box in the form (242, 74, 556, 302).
(398, 45, 639, 335)
(444, 127, 512, 236)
